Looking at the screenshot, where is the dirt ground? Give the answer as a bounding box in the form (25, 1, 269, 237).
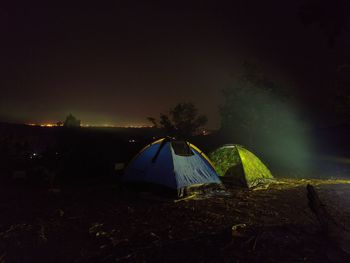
(1, 178, 350, 263)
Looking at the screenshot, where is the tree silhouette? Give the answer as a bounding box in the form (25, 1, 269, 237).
(148, 103, 207, 138)
(220, 63, 313, 173)
(146, 117, 158, 128)
(63, 114, 81, 128)
(220, 63, 290, 148)
(56, 121, 63, 127)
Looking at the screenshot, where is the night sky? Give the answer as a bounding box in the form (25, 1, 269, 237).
(1, 1, 349, 128)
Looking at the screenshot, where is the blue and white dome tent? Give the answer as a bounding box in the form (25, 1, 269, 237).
(123, 137, 222, 196)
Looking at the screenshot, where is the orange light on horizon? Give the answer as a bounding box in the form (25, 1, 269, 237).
(26, 123, 56, 127)
(26, 122, 153, 128)
(40, 123, 55, 127)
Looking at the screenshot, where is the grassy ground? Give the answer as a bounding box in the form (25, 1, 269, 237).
(1, 178, 350, 262)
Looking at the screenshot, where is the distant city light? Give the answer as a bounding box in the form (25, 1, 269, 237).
(26, 123, 153, 128)
(29, 152, 41, 159)
(26, 123, 56, 127)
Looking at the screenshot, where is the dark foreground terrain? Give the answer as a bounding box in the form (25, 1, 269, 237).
(1, 179, 350, 262)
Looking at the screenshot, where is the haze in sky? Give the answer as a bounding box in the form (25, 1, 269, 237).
(1, 1, 349, 128)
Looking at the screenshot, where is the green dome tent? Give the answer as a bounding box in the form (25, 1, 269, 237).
(209, 145, 273, 188)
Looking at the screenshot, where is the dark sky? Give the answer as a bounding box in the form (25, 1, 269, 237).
(1, 1, 349, 128)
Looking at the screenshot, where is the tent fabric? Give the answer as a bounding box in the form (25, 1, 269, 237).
(210, 145, 273, 188)
(123, 138, 221, 193)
